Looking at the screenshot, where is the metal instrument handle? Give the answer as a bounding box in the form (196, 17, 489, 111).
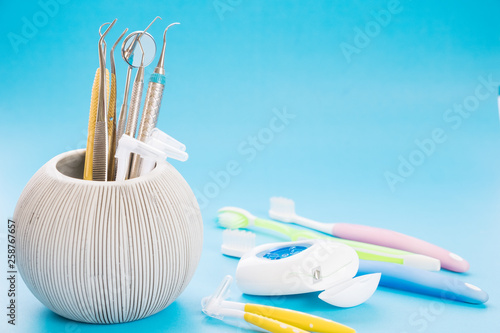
(124, 80, 144, 138)
(128, 80, 165, 178)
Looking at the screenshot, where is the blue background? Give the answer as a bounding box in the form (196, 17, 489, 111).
(1, 0, 499, 332)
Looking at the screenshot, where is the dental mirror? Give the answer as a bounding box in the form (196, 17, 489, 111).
(122, 31, 156, 68)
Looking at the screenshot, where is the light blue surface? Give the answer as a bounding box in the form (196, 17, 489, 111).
(1, 0, 500, 332)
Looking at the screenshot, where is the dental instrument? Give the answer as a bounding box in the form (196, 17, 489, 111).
(129, 22, 180, 179)
(83, 23, 111, 181)
(114, 133, 187, 181)
(269, 197, 469, 273)
(86, 19, 116, 181)
(107, 28, 127, 180)
(150, 127, 186, 151)
(116, 17, 160, 150)
(217, 207, 440, 271)
(124, 37, 145, 142)
(139, 130, 188, 176)
(203, 275, 356, 333)
(122, 17, 160, 63)
(115, 134, 165, 182)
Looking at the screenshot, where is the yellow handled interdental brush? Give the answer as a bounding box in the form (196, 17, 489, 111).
(202, 275, 355, 333)
(225, 301, 356, 333)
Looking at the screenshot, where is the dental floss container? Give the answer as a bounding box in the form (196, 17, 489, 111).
(235, 240, 381, 307)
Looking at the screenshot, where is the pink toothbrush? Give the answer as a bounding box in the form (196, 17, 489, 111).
(269, 197, 469, 273)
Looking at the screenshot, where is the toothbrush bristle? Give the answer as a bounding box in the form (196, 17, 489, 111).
(270, 197, 296, 215)
(221, 229, 256, 257)
(222, 229, 255, 249)
(217, 211, 249, 229)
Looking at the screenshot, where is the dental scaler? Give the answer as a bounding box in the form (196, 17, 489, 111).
(129, 22, 180, 178)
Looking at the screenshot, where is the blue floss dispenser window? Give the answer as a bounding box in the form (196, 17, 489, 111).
(258, 245, 309, 260)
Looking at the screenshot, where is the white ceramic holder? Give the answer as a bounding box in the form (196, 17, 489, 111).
(13, 149, 203, 324)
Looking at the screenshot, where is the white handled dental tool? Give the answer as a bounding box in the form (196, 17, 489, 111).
(115, 133, 188, 181)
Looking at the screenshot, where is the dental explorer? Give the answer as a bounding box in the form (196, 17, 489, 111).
(83, 20, 115, 181)
(84, 22, 110, 180)
(128, 22, 180, 179)
(93, 18, 117, 181)
(108, 28, 128, 181)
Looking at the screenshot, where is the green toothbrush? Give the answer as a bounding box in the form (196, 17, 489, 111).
(217, 207, 440, 271)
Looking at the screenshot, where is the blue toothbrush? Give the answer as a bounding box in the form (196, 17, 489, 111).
(357, 260, 488, 304)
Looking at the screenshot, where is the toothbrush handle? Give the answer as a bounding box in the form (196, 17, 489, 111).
(332, 223, 469, 272)
(357, 260, 488, 304)
(255, 218, 439, 271)
(243, 312, 309, 333)
(245, 304, 355, 333)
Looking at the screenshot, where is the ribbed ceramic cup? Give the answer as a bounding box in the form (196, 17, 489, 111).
(13, 149, 203, 324)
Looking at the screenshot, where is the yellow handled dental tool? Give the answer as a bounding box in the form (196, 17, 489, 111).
(233, 309, 309, 333)
(202, 275, 355, 333)
(224, 301, 355, 333)
(92, 19, 117, 181)
(84, 22, 114, 180)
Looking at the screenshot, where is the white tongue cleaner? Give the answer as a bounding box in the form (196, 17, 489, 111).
(318, 273, 381, 308)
